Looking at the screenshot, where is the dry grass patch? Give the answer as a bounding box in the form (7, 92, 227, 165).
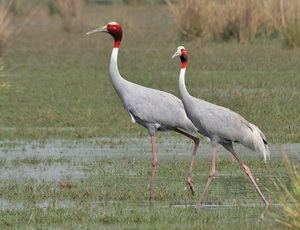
(0, 0, 15, 57)
(168, 0, 300, 47)
(265, 0, 300, 48)
(218, 0, 265, 43)
(167, 0, 266, 42)
(9, 0, 37, 16)
(166, 0, 210, 40)
(0, 0, 17, 72)
(48, 0, 86, 32)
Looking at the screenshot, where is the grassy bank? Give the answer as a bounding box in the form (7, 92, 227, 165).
(0, 4, 299, 142)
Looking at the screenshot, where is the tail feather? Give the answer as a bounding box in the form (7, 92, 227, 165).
(249, 123, 269, 163)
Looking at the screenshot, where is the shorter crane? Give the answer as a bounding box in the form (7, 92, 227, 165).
(172, 46, 269, 207)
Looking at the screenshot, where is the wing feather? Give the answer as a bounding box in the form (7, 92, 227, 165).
(122, 85, 195, 132)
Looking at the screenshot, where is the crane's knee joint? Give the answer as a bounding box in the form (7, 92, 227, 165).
(152, 159, 158, 167)
(186, 177, 193, 183)
(209, 170, 216, 178)
(243, 165, 251, 175)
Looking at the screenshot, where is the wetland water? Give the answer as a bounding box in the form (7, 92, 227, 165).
(0, 137, 298, 182)
(0, 137, 299, 228)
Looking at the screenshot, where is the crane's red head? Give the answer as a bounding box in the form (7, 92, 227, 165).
(86, 22, 123, 48)
(172, 46, 188, 69)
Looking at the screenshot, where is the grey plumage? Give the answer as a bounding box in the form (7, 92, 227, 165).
(181, 94, 269, 162)
(86, 22, 200, 200)
(172, 46, 269, 207)
(110, 48, 198, 136)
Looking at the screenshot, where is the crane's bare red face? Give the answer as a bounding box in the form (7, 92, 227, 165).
(181, 49, 187, 60)
(106, 23, 122, 42)
(180, 49, 188, 68)
(86, 22, 123, 47)
(172, 46, 187, 68)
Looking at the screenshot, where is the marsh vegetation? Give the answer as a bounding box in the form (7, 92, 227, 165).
(0, 1, 299, 229)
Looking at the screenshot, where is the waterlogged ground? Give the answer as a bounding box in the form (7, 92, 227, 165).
(0, 136, 298, 229)
(0, 2, 298, 228)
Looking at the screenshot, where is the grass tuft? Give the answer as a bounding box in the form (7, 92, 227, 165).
(271, 155, 300, 228)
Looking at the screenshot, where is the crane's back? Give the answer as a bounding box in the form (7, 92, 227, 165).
(120, 81, 198, 135)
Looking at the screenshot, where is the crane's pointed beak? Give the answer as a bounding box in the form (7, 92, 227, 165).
(86, 25, 108, 35)
(172, 50, 181, 59)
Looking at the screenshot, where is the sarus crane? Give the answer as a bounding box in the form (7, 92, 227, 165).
(86, 22, 200, 200)
(172, 46, 269, 207)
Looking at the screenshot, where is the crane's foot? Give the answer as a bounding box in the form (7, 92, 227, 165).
(264, 200, 269, 208)
(186, 177, 195, 196)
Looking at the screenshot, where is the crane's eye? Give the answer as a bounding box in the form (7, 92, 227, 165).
(107, 24, 117, 30)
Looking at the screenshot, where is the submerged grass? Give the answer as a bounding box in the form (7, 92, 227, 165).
(0, 137, 298, 228)
(11, 156, 71, 165)
(0, 148, 290, 229)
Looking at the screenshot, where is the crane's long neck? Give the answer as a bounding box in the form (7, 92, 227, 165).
(109, 46, 128, 98)
(179, 60, 193, 104)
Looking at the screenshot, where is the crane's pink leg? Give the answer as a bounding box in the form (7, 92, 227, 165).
(174, 129, 200, 195)
(198, 147, 217, 206)
(150, 136, 158, 201)
(229, 150, 269, 207)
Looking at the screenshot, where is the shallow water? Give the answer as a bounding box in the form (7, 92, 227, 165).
(0, 137, 299, 182)
(0, 138, 297, 229)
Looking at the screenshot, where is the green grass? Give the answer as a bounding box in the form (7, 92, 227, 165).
(0, 136, 297, 229)
(0, 204, 278, 229)
(0, 150, 288, 229)
(269, 155, 300, 228)
(0, 4, 299, 142)
(11, 156, 71, 165)
(0, 4, 299, 228)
